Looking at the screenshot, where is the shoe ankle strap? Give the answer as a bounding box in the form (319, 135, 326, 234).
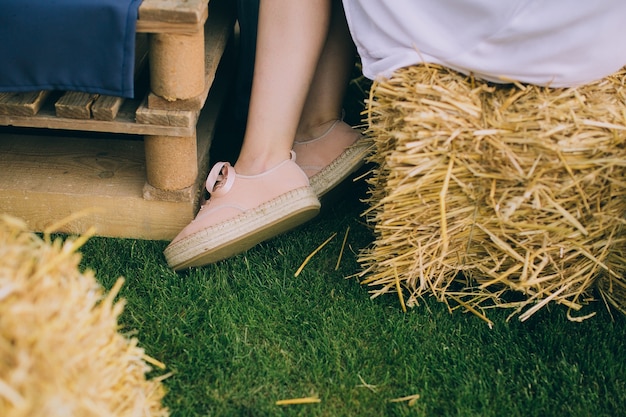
(294, 110, 346, 145)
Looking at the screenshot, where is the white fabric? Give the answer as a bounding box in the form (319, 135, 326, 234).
(342, 0, 626, 87)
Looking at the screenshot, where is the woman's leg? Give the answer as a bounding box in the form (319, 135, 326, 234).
(291, 0, 368, 197)
(297, 0, 356, 137)
(235, 0, 333, 176)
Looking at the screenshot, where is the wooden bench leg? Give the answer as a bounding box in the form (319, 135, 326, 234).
(145, 29, 204, 202)
(143, 134, 198, 202)
(149, 31, 205, 101)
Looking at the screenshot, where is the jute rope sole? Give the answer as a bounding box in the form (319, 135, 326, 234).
(164, 187, 320, 269)
(309, 139, 373, 198)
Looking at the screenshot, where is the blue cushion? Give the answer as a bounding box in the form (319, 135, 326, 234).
(0, 0, 141, 98)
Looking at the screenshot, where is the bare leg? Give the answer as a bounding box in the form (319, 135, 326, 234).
(235, 0, 332, 176)
(297, 0, 356, 138)
(291, 0, 364, 193)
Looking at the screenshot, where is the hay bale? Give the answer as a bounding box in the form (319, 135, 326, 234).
(0, 215, 169, 416)
(360, 64, 626, 322)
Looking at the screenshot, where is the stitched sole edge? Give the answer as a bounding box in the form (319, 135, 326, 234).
(309, 139, 372, 197)
(164, 187, 320, 270)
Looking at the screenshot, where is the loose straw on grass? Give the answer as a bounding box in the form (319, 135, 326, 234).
(389, 393, 421, 406)
(394, 266, 407, 313)
(335, 226, 350, 270)
(275, 397, 321, 406)
(294, 233, 337, 277)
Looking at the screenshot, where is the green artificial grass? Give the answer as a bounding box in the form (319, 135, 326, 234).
(78, 180, 626, 417)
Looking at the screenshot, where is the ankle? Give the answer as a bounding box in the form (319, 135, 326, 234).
(234, 151, 293, 176)
(295, 118, 343, 144)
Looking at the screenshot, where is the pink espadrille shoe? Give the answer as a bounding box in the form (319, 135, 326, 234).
(293, 119, 370, 197)
(164, 151, 320, 270)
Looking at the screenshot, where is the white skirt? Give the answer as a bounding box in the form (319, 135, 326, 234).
(343, 0, 626, 87)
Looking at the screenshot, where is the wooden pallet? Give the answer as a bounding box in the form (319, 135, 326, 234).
(0, 0, 236, 240)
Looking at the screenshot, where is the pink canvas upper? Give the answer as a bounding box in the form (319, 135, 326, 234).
(170, 152, 310, 244)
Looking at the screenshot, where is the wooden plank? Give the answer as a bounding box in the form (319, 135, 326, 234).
(92, 96, 125, 121)
(0, 131, 195, 240)
(55, 91, 99, 119)
(0, 109, 195, 137)
(147, 0, 235, 111)
(137, 0, 208, 34)
(0, 87, 194, 136)
(136, 14, 207, 34)
(138, 0, 208, 23)
(136, 97, 198, 127)
(0, 91, 51, 116)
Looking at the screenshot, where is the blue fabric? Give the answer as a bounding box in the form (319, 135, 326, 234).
(0, 0, 141, 98)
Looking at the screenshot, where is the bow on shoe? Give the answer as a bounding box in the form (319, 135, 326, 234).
(205, 162, 237, 198)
